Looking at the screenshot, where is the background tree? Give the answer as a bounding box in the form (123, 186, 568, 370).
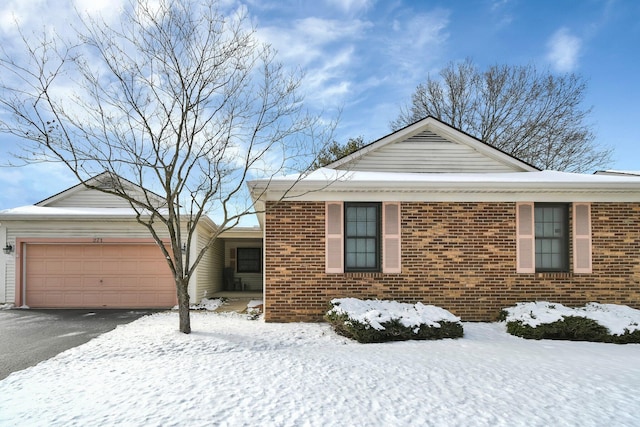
(0, 0, 331, 333)
(391, 59, 611, 172)
(311, 136, 366, 168)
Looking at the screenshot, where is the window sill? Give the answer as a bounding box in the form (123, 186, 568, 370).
(535, 271, 573, 279)
(343, 271, 383, 276)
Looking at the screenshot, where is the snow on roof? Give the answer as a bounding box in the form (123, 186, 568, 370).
(265, 168, 640, 183)
(253, 168, 640, 188)
(247, 168, 640, 204)
(594, 170, 640, 177)
(0, 205, 164, 219)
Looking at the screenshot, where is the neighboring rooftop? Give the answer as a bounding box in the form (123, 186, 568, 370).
(594, 170, 640, 177)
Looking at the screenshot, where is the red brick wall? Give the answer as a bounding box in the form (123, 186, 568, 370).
(264, 201, 640, 322)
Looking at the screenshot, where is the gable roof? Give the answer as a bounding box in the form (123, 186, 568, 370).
(326, 116, 539, 173)
(36, 172, 166, 208)
(0, 173, 217, 231)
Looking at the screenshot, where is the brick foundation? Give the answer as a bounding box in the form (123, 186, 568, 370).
(264, 201, 640, 322)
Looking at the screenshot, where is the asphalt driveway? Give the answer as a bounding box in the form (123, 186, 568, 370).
(0, 309, 160, 380)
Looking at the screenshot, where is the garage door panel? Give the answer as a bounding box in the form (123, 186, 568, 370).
(81, 246, 102, 257)
(100, 245, 119, 256)
(25, 243, 176, 308)
(39, 261, 64, 275)
(110, 260, 138, 273)
(62, 245, 86, 257)
(81, 260, 101, 273)
(64, 293, 88, 306)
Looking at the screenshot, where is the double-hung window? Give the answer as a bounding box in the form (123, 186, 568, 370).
(325, 201, 401, 274)
(534, 204, 569, 272)
(516, 202, 592, 274)
(344, 202, 380, 272)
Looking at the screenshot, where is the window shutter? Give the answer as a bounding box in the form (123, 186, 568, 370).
(516, 202, 535, 273)
(382, 202, 401, 273)
(325, 202, 343, 273)
(573, 203, 592, 273)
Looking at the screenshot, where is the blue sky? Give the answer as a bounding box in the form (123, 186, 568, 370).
(0, 0, 638, 209)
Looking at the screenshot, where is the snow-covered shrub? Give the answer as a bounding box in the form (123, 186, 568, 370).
(325, 298, 463, 343)
(501, 302, 640, 344)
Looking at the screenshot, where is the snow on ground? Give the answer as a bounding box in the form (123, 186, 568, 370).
(1, 312, 639, 427)
(188, 297, 225, 311)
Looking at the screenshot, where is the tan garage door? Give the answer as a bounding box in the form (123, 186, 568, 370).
(25, 243, 176, 308)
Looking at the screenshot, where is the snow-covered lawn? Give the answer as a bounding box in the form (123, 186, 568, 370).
(1, 312, 639, 426)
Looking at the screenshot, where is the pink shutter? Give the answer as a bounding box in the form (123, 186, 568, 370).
(573, 203, 592, 273)
(382, 202, 401, 273)
(516, 202, 535, 273)
(325, 202, 343, 273)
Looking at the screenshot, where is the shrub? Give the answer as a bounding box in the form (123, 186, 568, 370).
(506, 316, 610, 341)
(325, 298, 463, 343)
(502, 302, 640, 344)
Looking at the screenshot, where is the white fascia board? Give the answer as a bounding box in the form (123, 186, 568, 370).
(196, 216, 218, 233)
(259, 186, 640, 203)
(218, 227, 263, 239)
(269, 188, 640, 203)
(250, 171, 640, 203)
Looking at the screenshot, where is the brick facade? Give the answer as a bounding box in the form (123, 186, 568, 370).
(264, 201, 640, 322)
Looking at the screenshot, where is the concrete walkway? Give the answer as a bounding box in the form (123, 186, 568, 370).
(211, 292, 263, 314)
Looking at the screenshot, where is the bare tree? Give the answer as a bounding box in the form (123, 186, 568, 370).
(0, 0, 331, 333)
(391, 59, 611, 172)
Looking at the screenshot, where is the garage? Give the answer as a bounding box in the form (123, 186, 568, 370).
(24, 243, 176, 308)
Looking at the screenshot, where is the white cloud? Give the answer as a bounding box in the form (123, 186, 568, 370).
(257, 17, 372, 106)
(74, 0, 126, 23)
(301, 47, 354, 101)
(403, 11, 449, 50)
(325, 0, 374, 14)
(259, 17, 371, 66)
(0, 0, 46, 34)
(546, 27, 582, 72)
(386, 9, 449, 83)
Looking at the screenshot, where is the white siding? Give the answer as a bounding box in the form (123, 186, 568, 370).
(0, 262, 7, 304)
(336, 130, 516, 173)
(45, 187, 150, 208)
(192, 227, 225, 302)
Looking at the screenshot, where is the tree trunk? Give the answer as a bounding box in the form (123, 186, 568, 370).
(176, 278, 191, 334)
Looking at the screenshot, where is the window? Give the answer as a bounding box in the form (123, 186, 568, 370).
(325, 201, 401, 274)
(237, 248, 261, 273)
(344, 202, 380, 272)
(534, 204, 569, 272)
(518, 202, 592, 274)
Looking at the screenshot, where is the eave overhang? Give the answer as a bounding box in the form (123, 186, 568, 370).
(248, 170, 640, 204)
